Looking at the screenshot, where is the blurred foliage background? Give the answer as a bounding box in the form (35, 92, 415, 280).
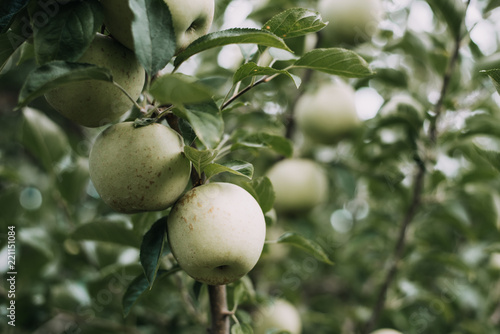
(2, 0, 500, 333)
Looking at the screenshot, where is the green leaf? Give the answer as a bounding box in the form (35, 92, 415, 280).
(459, 190, 497, 231)
(192, 281, 204, 301)
(17, 61, 113, 109)
(204, 160, 254, 180)
(122, 267, 181, 317)
(232, 276, 255, 307)
(183, 146, 218, 177)
(277, 232, 334, 265)
(129, 0, 175, 75)
(174, 28, 292, 69)
(174, 102, 224, 149)
(72, 221, 142, 248)
(262, 7, 327, 39)
(149, 73, 214, 105)
(233, 62, 294, 85)
(140, 217, 167, 287)
(231, 322, 253, 334)
(133, 117, 156, 128)
(426, 0, 466, 38)
(460, 113, 500, 138)
(473, 146, 500, 174)
(481, 69, 500, 95)
(0, 32, 20, 71)
(57, 156, 89, 204)
(32, 0, 103, 64)
(0, 0, 29, 32)
(19, 107, 70, 172)
(485, 0, 500, 12)
(231, 130, 293, 158)
(240, 176, 275, 214)
(292, 48, 374, 78)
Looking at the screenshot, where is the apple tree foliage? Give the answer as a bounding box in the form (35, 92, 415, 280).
(1, 0, 500, 333)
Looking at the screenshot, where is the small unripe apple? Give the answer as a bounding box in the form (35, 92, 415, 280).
(253, 299, 302, 334)
(167, 182, 266, 285)
(45, 33, 145, 127)
(89, 122, 191, 213)
(295, 81, 360, 145)
(101, 0, 215, 53)
(370, 329, 403, 334)
(266, 159, 329, 214)
(319, 0, 383, 45)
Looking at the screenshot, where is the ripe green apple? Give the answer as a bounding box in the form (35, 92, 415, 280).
(370, 329, 403, 334)
(253, 299, 302, 334)
(167, 182, 266, 285)
(89, 122, 191, 213)
(295, 81, 360, 145)
(266, 158, 329, 214)
(318, 0, 383, 45)
(45, 33, 145, 127)
(101, 0, 215, 53)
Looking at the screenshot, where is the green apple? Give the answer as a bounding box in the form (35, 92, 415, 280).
(167, 182, 266, 285)
(266, 158, 328, 214)
(45, 33, 145, 127)
(295, 81, 360, 144)
(319, 0, 383, 45)
(370, 329, 403, 334)
(89, 122, 191, 213)
(101, 0, 215, 53)
(253, 299, 302, 334)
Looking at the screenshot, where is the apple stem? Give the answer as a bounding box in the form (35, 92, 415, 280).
(208, 285, 231, 334)
(113, 81, 143, 111)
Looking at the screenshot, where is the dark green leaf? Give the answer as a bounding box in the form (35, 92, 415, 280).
(149, 73, 214, 105)
(72, 221, 142, 248)
(122, 267, 181, 317)
(240, 176, 275, 213)
(129, 0, 175, 75)
(174, 28, 292, 69)
(231, 130, 293, 158)
(183, 146, 218, 177)
(482, 69, 500, 94)
(33, 0, 103, 64)
(122, 273, 149, 318)
(485, 0, 500, 12)
(293, 48, 373, 78)
(426, 0, 465, 38)
(277, 232, 334, 265)
(192, 281, 204, 301)
(232, 276, 255, 307)
(460, 113, 500, 138)
(57, 157, 89, 204)
(233, 62, 294, 85)
(140, 217, 167, 287)
(133, 117, 156, 128)
(204, 160, 254, 180)
(458, 190, 497, 232)
(17, 39, 35, 65)
(0, 32, 21, 71)
(231, 322, 253, 334)
(262, 8, 327, 39)
(174, 102, 224, 149)
(17, 61, 113, 109)
(0, 0, 29, 32)
(19, 107, 70, 172)
(473, 146, 500, 174)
